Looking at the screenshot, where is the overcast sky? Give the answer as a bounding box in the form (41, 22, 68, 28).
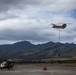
(0, 0, 76, 45)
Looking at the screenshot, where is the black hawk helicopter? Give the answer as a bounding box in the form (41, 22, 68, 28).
(0, 59, 15, 70)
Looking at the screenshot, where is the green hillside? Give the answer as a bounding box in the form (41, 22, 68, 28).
(0, 41, 76, 60)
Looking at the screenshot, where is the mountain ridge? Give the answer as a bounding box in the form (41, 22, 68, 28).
(0, 41, 76, 60)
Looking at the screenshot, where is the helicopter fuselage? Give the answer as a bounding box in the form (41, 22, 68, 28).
(52, 24, 66, 29)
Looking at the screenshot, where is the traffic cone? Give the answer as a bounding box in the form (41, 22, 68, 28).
(44, 66, 47, 70)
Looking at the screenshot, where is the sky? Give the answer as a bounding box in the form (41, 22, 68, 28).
(0, 0, 76, 45)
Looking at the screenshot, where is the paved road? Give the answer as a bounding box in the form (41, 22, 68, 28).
(0, 64, 76, 75)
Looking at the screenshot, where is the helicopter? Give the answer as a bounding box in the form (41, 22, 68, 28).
(0, 59, 17, 70)
(0, 61, 14, 70)
(51, 23, 67, 29)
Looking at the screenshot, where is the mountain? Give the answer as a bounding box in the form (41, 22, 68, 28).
(0, 41, 76, 60)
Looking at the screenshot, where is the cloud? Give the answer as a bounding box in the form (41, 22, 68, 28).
(0, 0, 76, 44)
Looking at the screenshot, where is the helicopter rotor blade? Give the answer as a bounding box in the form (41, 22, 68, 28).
(51, 23, 55, 25)
(55, 23, 72, 25)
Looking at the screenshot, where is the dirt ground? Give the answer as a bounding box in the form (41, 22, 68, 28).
(0, 63, 76, 75)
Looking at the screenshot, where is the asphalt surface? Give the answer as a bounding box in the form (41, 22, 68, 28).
(0, 64, 76, 75)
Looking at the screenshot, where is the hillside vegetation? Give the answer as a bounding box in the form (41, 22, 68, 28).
(0, 41, 76, 60)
